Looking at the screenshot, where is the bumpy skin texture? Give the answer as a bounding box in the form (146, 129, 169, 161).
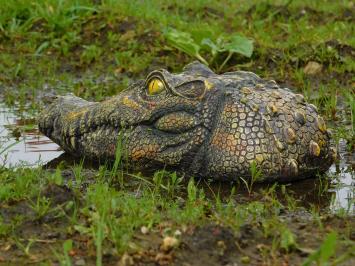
(38, 62, 335, 181)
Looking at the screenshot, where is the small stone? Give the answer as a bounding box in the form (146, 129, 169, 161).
(118, 253, 134, 266)
(303, 61, 323, 75)
(75, 259, 86, 266)
(174, 229, 182, 237)
(140, 226, 149, 234)
(161, 236, 179, 251)
(155, 253, 173, 264)
(241, 256, 250, 263)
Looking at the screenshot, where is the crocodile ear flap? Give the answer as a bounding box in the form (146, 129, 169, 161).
(183, 61, 215, 77)
(175, 80, 206, 99)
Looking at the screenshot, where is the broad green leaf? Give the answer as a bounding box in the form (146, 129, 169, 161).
(164, 28, 200, 57)
(223, 35, 254, 57)
(164, 28, 208, 65)
(190, 28, 215, 45)
(201, 38, 220, 57)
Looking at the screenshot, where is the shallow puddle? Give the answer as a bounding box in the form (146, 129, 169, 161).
(0, 104, 63, 167)
(0, 103, 353, 213)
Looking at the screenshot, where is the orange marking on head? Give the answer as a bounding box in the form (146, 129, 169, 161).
(66, 108, 89, 121)
(122, 96, 140, 109)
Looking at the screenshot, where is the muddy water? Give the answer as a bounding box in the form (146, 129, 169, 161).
(0, 104, 353, 213)
(0, 104, 63, 167)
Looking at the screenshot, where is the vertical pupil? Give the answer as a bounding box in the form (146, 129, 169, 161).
(149, 79, 163, 94)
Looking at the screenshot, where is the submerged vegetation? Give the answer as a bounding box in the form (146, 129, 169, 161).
(0, 0, 354, 265)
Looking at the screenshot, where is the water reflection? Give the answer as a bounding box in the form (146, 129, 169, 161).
(327, 139, 354, 213)
(0, 104, 63, 167)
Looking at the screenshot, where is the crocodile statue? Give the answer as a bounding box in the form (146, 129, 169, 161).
(38, 62, 335, 182)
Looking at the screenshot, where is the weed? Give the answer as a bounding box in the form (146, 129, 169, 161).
(52, 239, 73, 266)
(302, 231, 337, 266)
(13, 237, 36, 258)
(110, 130, 124, 187)
(164, 27, 253, 71)
(28, 194, 52, 220)
(280, 227, 297, 253)
(80, 44, 103, 64)
(0, 216, 12, 237)
(240, 160, 262, 196)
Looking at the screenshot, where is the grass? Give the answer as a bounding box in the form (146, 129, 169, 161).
(1, 164, 353, 265)
(0, 0, 354, 265)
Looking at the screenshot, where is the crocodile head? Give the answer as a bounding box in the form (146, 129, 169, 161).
(39, 61, 335, 181)
(39, 62, 220, 172)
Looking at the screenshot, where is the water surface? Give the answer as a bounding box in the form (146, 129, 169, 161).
(0, 104, 63, 167)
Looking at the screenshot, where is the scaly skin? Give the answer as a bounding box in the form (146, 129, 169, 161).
(38, 62, 336, 181)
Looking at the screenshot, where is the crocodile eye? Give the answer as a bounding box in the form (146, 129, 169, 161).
(147, 78, 165, 95)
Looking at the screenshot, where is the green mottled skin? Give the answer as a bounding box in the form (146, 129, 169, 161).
(38, 62, 335, 181)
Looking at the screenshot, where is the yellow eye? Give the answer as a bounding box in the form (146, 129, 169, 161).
(148, 78, 165, 95)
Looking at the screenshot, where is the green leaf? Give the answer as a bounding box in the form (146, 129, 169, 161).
(222, 34, 254, 58)
(164, 28, 208, 65)
(63, 239, 73, 253)
(201, 38, 220, 57)
(190, 28, 215, 45)
(302, 231, 337, 266)
(35, 41, 49, 55)
(280, 228, 297, 252)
